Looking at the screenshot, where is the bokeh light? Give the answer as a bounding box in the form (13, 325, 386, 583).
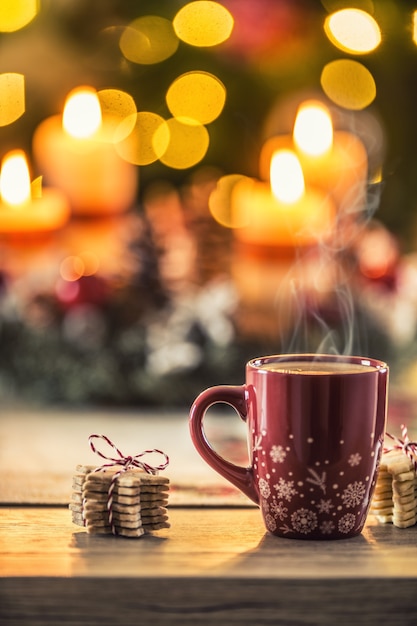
(0, 73, 25, 126)
(115, 111, 169, 166)
(59, 253, 100, 281)
(119, 16, 179, 65)
(155, 118, 209, 169)
(321, 59, 376, 110)
(357, 225, 398, 280)
(60, 256, 85, 282)
(209, 174, 247, 228)
(173, 1, 234, 47)
(324, 8, 381, 54)
(63, 87, 102, 139)
(97, 89, 137, 143)
(0, 0, 38, 32)
(166, 71, 226, 125)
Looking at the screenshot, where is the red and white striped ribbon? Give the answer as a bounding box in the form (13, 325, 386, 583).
(384, 424, 417, 473)
(86, 433, 169, 535)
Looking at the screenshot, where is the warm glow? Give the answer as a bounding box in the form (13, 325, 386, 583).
(270, 150, 304, 204)
(62, 87, 102, 139)
(97, 89, 137, 143)
(60, 256, 85, 282)
(173, 1, 234, 47)
(0, 73, 25, 126)
(60, 253, 100, 282)
(0, 0, 38, 32)
(293, 101, 333, 157)
(324, 9, 381, 54)
(166, 71, 226, 124)
(413, 11, 417, 45)
(79, 251, 100, 276)
(119, 16, 179, 65)
(115, 111, 169, 166)
(209, 174, 247, 228)
(358, 228, 398, 280)
(155, 118, 209, 169)
(0, 150, 31, 207)
(321, 59, 376, 110)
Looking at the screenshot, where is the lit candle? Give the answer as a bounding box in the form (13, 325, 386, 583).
(260, 100, 368, 215)
(32, 86, 138, 216)
(0, 150, 70, 234)
(233, 149, 335, 248)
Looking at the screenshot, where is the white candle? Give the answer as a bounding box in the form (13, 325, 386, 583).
(33, 86, 138, 216)
(0, 150, 69, 234)
(260, 100, 368, 215)
(233, 149, 335, 248)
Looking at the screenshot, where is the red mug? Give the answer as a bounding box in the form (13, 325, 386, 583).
(189, 354, 389, 540)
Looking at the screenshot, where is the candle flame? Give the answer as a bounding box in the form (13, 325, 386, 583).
(0, 149, 31, 207)
(63, 87, 102, 139)
(270, 150, 304, 204)
(293, 100, 333, 157)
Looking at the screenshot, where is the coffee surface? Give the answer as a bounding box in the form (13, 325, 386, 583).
(256, 360, 378, 374)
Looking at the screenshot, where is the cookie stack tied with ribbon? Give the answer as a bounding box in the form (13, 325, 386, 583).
(370, 425, 417, 529)
(70, 434, 170, 537)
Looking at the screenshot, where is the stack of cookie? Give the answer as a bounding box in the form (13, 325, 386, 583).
(370, 451, 417, 528)
(70, 464, 170, 537)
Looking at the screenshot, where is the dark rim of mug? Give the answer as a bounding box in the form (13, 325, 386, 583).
(248, 354, 388, 373)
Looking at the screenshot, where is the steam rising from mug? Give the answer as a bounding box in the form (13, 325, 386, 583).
(277, 177, 385, 358)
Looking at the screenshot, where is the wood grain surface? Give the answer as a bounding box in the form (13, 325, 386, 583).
(1, 507, 417, 625)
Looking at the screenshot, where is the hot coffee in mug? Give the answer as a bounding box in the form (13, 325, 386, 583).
(189, 354, 388, 540)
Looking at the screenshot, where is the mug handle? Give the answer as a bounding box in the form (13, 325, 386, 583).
(189, 385, 259, 505)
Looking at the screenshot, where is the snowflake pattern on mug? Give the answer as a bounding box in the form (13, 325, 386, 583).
(252, 426, 377, 538)
(338, 513, 356, 534)
(348, 453, 362, 467)
(341, 481, 366, 508)
(273, 477, 298, 501)
(291, 508, 318, 534)
(258, 477, 271, 499)
(270, 445, 287, 463)
(270, 497, 288, 521)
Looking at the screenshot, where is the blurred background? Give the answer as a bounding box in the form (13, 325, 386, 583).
(1, 0, 417, 406)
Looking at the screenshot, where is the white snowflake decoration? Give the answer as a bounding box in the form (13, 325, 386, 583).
(291, 508, 318, 535)
(274, 477, 298, 502)
(265, 513, 277, 532)
(316, 498, 334, 514)
(261, 498, 270, 514)
(341, 481, 366, 508)
(348, 453, 362, 467)
(320, 520, 335, 535)
(270, 498, 288, 521)
(255, 426, 375, 537)
(258, 477, 271, 499)
(338, 513, 356, 534)
(269, 445, 286, 463)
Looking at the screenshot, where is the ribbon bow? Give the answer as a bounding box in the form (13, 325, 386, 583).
(384, 424, 417, 472)
(85, 434, 169, 535)
(88, 433, 169, 475)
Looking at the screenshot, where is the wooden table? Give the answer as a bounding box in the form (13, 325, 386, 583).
(1, 506, 417, 625)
